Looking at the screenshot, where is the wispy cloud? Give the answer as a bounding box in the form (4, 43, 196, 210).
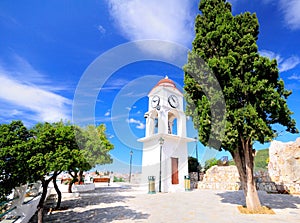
(279, 0, 300, 30)
(279, 56, 300, 72)
(127, 118, 145, 129)
(259, 50, 300, 72)
(260, 0, 300, 30)
(100, 78, 129, 92)
(97, 25, 106, 34)
(288, 73, 300, 80)
(0, 57, 71, 123)
(107, 0, 196, 55)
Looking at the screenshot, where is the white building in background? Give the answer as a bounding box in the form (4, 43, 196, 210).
(138, 76, 194, 192)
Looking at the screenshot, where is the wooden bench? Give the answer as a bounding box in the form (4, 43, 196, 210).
(93, 178, 110, 183)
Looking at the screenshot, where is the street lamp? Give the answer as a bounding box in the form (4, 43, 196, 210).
(158, 137, 164, 192)
(194, 137, 200, 181)
(129, 150, 133, 183)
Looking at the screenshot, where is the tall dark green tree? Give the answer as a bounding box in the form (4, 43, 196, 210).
(184, 0, 297, 211)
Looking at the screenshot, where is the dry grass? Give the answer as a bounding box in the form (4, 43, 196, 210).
(237, 205, 275, 214)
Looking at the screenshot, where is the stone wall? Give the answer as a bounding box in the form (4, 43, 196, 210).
(195, 138, 300, 194)
(197, 166, 241, 191)
(197, 166, 288, 193)
(189, 172, 204, 189)
(268, 138, 300, 194)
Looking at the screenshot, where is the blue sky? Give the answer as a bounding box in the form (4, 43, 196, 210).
(0, 0, 299, 173)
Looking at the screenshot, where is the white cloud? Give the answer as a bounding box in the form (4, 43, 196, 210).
(288, 73, 300, 80)
(97, 25, 106, 34)
(104, 110, 110, 116)
(259, 50, 281, 62)
(107, 0, 196, 55)
(246, 0, 300, 30)
(127, 118, 145, 129)
(0, 60, 71, 123)
(279, 0, 300, 30)
(259, 50, 300, 72)
(279, 56, 300, 72)
(108, 134, 115, 139)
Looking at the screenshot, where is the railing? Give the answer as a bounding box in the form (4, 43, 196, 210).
(0, 198, 20, 222)
(0, 182, 47, 223)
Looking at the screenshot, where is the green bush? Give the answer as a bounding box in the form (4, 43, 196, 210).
(204, 158, 218, 171)
(113, 176, 124, 182)
(254, 149, 269, 171)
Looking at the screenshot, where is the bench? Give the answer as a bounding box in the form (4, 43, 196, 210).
(93, 178, 110, 183)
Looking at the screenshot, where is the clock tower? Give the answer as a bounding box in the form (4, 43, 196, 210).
(138, 76, 194, 192)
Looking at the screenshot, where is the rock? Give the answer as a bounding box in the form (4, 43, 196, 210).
(268, 138, 300, 184)
(268, 138, 300, 194)
(198, 166, 241, 190)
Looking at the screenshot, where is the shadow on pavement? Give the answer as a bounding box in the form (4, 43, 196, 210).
(44, 205, 149, 223)
(30, 185, 150, 222)
(216, 190, 300, 209)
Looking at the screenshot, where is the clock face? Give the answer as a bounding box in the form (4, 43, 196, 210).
(168, 95, 179, 108)
(151, 95, 160, 108)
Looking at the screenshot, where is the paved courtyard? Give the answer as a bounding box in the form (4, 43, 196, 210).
(30, 183, 300, 223)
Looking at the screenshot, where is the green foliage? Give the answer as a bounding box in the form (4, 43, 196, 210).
(204, 158, 218, 171)
(28, 121, 89, 179)
(78, 124, 113, 168)
(113, 176, 124, 182)
(184, 0, 297, 153)
(0, 120, 114, 203)
(188, 156, 200, 172)
(254, 149, 269, 171)
(183, 0, 297, 209)
(228, 160, 235, 165)
(0, 121, 34, 202)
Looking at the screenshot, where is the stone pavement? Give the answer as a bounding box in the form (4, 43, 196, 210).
(30, 183, 300, 223)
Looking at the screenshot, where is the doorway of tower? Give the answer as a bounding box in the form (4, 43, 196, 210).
(171, 157, 179, 184)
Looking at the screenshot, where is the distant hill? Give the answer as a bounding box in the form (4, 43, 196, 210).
(228, 148, 269, 171)
(254, 148, 269, 171)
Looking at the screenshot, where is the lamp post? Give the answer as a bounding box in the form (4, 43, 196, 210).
(129, 150, 133, 183)
(158, 137, 164, 192)
(194, 137, 200, 181)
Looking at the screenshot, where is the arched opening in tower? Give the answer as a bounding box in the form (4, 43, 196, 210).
(168, 112, 178, 135)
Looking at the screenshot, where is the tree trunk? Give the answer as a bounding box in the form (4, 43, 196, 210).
(68, 181, 73, 193)
(52, 172, 62, 210)
(67, 170, 78, 193)
(37, 177, 52, 223)
(231, 137, 262, 211)
(78, 170, 84, 184)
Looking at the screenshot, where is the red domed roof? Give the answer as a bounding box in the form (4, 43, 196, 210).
(149, 75, 182, 96)
(155, 76, 176, 88)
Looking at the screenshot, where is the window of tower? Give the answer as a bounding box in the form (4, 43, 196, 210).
(168, 112, 178, 135)
(154, 117, 158, 134)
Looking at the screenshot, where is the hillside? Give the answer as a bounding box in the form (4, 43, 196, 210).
(228, 148, 269, 171)
(254, 148, 269, 171)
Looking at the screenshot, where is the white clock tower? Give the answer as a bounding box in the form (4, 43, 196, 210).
(138, 76, 194, 192)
